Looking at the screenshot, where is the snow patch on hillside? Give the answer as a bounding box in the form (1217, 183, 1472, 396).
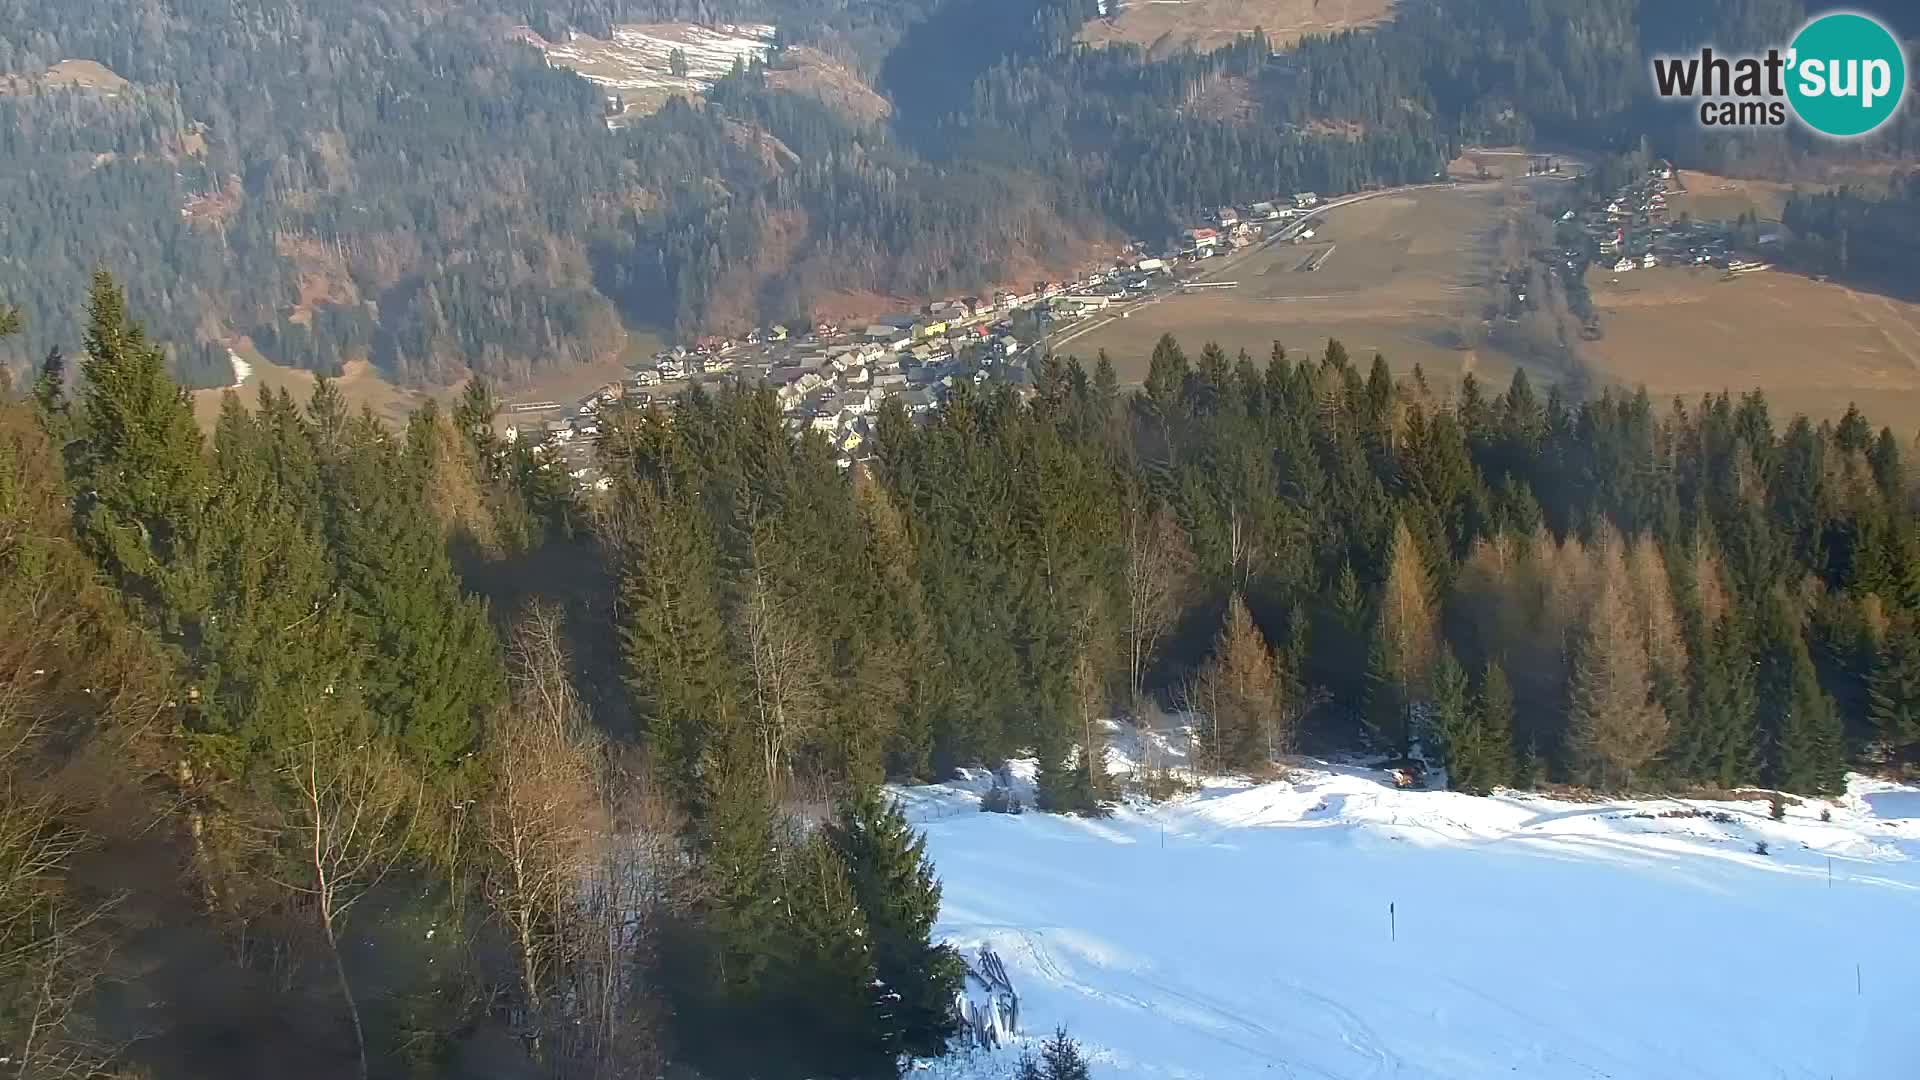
(535, 23, 775, 95)
(226, 350, 252, 390)
(900, 743, 1920, 1079)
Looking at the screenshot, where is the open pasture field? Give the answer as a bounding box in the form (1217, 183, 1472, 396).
(1064, 185, 1531, 395)
(1587, 267, 1920, 431)
(1066, 179, 1920, 431)
(192, 349, 426, 433)
(1077, 0, 1394, 56)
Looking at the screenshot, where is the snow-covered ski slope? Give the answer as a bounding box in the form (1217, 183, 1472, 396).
(896, 749, 1920, 1080)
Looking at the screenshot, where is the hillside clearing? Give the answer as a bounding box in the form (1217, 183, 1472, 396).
(1077, 0, 1395, 56)
(899, 734, 1919, 1079)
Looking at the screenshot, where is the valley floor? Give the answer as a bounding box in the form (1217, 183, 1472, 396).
(897, 744, 1920, 1079)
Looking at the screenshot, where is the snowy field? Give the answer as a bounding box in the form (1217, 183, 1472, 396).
(896, 735, 1920, 1080)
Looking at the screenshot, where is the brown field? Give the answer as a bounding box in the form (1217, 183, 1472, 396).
(191, 350, 426, 433)
(190, 325, 668, 434)
(1078, 0, 1394, 56)
(1669, 170, 1800, 223)
(1586, 267, 1920, 432)
(1, 58, 128, 96)
(1062, 185, 1532, 396)
(765, 46, 891, 126)
(1059, 178, 1920, 430)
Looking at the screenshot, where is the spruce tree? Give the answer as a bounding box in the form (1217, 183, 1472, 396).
(1868, 620, 1920, 764)
(71, 273, 210, 618)
(778, 831, 891, 1079)
(615, 477, 735, 810)
(325, 427, 503, 770)
(1476, 660, 1517, 789)
(1425, 648, 1474, 790)
(1776, 640, 1846, 795)
(195, 395, 361, 769)
(826, 785, 965, 1059)
(695, 731, 783, 1004)
(1039, 1026, 1094, 1080)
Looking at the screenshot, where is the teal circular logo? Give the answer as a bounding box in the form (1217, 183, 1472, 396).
(1786, 13, 1907, 138)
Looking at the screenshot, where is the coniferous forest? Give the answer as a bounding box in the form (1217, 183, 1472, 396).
(6, 277, 1920, 1076)
(3, 0, 1916, 389)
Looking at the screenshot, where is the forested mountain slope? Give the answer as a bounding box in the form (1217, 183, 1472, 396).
(0, 0, 1914, 391)
(11, 263, 1920, 1074)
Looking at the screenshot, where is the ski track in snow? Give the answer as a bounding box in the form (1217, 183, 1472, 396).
(908, 741, 1920, 1080)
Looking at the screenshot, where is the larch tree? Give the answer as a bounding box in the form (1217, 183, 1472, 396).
(1194, 593, 1283, 772)
(1567, 553, 1668, 791)
(1626, 534, 1688, 693)
(1369, 518, 1437, 757)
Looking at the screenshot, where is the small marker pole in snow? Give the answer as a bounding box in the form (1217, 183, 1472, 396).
(1828, 857, 1832, 889)
(1856, 963, 1861, 996)
(1390, 902, 1396, 943)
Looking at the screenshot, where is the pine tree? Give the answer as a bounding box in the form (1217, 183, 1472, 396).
(826, 785, 965, 1058)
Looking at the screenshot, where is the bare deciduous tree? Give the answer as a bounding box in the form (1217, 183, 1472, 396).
(737, 561, 826, 794)
(1122, 504, 1192, 711)
(270, 713, 419, 1080)
(482, 602, 604, 1063)
(482, 606, 678, 1079)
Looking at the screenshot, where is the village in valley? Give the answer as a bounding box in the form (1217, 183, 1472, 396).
(1559, 159, 1776, 287)
(510, 192, 1336, 491)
